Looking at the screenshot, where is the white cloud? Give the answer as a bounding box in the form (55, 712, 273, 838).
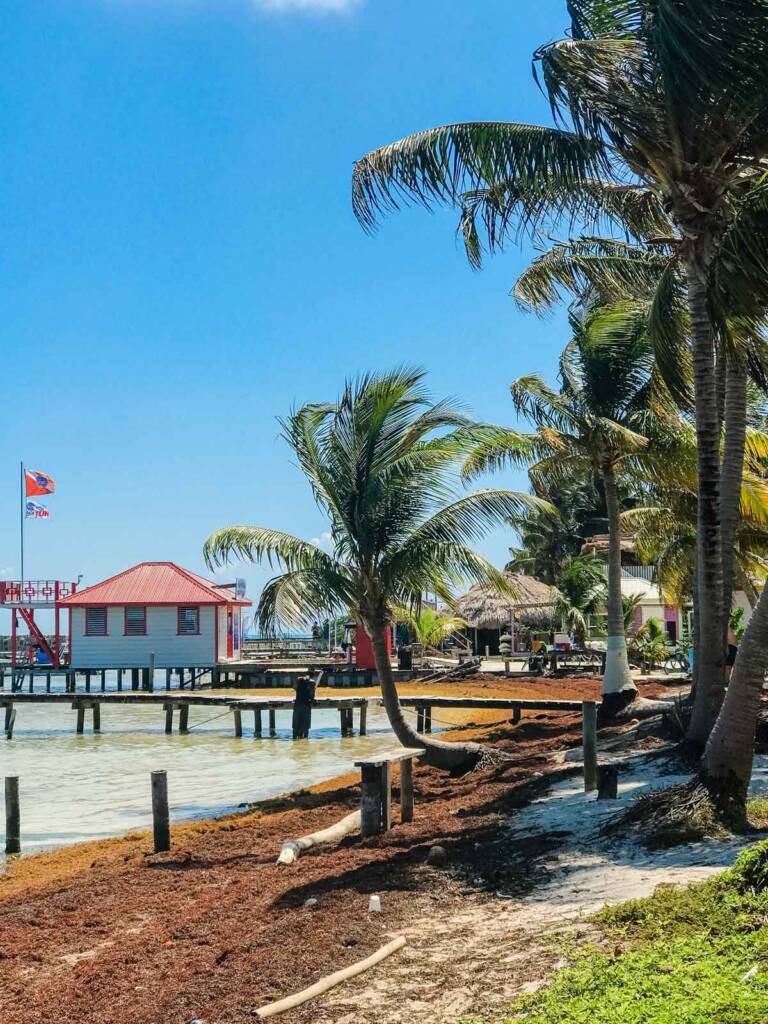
(255, 0, 361, 11)
(311, 530, 334, 552)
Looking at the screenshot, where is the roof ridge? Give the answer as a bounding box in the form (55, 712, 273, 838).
(169, 562, 224, 598)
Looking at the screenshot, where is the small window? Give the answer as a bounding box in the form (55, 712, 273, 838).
(125, 607, 147, 636)
(85, 607, 108, 636)
(177, 606, 200, 635)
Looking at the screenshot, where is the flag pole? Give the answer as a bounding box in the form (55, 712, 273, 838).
(19, 461, 24, 587)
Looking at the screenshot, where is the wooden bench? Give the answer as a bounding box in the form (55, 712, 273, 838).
(354, 747, 426, 837)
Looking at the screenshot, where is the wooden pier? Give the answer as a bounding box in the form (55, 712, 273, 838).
(0, 691, 372, 739)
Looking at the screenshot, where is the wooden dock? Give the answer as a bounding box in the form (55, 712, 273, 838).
(1, 690, 597, 741)
(1, 692, 372, 739)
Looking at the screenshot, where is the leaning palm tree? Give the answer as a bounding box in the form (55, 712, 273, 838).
(351, 1, 768, 776)
(204, 368, 548, 771)
(464, 302, 682, 711)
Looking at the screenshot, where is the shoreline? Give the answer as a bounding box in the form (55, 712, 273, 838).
(0, 675, 687, 1024)
(0, 674, 613, 892)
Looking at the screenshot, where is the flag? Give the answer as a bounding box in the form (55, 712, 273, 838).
(25, 469, 56, 496)
(25, 500, 49, 519)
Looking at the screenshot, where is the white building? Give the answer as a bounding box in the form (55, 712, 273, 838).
(620, 565, 752, 643)
(58, 561, 251, 669)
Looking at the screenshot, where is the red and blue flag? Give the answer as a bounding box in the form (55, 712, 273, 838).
(25, 469, 56, 496)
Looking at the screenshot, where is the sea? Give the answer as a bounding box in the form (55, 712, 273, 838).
(0, 678, 396, 858)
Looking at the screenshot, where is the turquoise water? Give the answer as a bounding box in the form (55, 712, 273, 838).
(0, 694, 395, 857)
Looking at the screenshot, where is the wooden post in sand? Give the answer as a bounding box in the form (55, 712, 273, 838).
(151, 770, 170, 853)
(582, 700, 598, 792)
(5, 776, 20, 855)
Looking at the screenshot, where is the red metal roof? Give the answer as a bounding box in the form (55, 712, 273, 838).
(58, 562, 251, 607)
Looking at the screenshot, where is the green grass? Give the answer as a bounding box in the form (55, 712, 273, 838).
(487, 841, 768, 1024)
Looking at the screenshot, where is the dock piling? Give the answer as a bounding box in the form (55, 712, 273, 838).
(400, 758, 414, 823)
(232, 705, 243, 738)
(150, 771, 170, 853)
(254, 708, 263, 738)
(268, 708, 276, 738)
(4, 776, 20, 855)
(3, 703, 16, 740)
(582, 700, 598, 792)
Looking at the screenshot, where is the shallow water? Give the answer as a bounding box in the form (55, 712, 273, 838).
(0, 692, 397, 857)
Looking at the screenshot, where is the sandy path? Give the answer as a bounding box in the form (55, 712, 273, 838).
(313, 748, 768, 1024)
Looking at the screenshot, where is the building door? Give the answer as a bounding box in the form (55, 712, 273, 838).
(227, 609, 234, 658)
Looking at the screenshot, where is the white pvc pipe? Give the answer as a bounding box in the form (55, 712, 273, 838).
(255, 935, 407, 1017)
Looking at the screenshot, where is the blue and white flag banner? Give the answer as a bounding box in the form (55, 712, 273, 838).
(25, 500, 49, 520)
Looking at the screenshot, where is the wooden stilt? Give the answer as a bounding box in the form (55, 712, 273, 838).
(117, 669, 123, 692)
(4, 776, 20, 855)
(360, 763, 391, 837)
(179, 704, 189, 734)
(416, 707, 424, 731)
(400, 758, 414, 823)
(166, 669, 172, 691)
(85, 671, 91, 693)
(46, 672, 52, 693)
(164, 704, 174, 735)
(131, 668, 139, 691)
(92, 702, 101, 732)
(254, 708, 263, 738)
(359, 701, 368, 736)
(76, 704, 85, 734)
(151, 771, 170, 853)
(100, 669, 107, 692)
(4, 704, 16, 740)
(424, 707, 432, 734)
(232, 705, 243, 738)
(269, 708, 276, 738)
(582, 701, 598, 792)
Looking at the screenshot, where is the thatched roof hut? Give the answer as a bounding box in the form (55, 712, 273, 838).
(455, 574, 559, 629)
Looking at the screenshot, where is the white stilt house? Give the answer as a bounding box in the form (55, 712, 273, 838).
(58, 562, 251, 668)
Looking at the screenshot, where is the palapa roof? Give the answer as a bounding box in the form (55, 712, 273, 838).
(455, 574, 559, 629)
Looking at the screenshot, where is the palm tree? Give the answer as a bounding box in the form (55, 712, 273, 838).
(505, 476, 613, 585)
(510, 231, 768, 739)
(203, 368, 548, 771)
(554, 555, 607, 649)
(351, 1, 768, 763)
(464, 302, 681, 711)
(394, 606, 467, 651)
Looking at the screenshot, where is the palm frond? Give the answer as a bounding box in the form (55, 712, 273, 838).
(352, 122, 610, 231)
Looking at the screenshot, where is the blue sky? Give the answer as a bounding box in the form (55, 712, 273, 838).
(1, 0, 572, 622)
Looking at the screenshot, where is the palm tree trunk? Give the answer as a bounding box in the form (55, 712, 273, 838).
(717, 355, 747, 712)
(685, 257, 725, 748)
(600, 463, 635, 711)
(365, 617, 480, 772)
(701, 576, 768, 819)
(735, 562, 758, 610)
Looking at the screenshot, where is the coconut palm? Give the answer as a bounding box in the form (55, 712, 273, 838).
(554, 555, 607, 649)
(394, 606, 467, 651)
(505, 476, 613, 585)
(351, 1, 768, 789)
(463, 301, 682, 710)
(511, 231, 768, 739)
(204, 368, 548, 771)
